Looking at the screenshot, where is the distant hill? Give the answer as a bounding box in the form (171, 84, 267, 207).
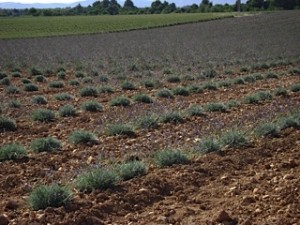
(0, 0, 242, 9)
(0, 0, 204, 9)
(0, 2, 76, 9)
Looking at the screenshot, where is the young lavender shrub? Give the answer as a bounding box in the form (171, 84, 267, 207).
(166, 75, 181, 83)
(220, 130, 249, 148)
(186, 105, 205, 117)
(34, 75, 46, 83)
(288, 67, 300, 75)
(196, 137, 221, 154)
(154, 149, 189, 167)
(106, 124, 135, 137)
(142, 79, 155, 88)
(226, 100, 240, 109)
(163, 68, 172, 75)
(54, 93, 73, 101)
(81, 101, 103, 112)
(265, 72, 279, 79)
(69, 130, 98, 145)
(187, 84, 204, 93)
(44, 68, 53, 77)
(48, 80, 64, 88)
(6, 86, 20, 94)
(0, 71, 7, 80)
(75, 71, 85, 78)
(160, 112, 184, 124)
(0, 143, 26, 161)
(254, 62, 270, 70)
(11, 71, 22, 78)
(278, 115, 300, 130)
(142, 79, 162, 89)
(240, 66, 249, 73)
(0, 77, 11, 86)
(56, 67, 66, 73)
(253, 73, 264, 80)
(8, 100, 21, 108)
(0, 116, 17, 132)
(59, 104, 77, 117)
(75, 168, 118, 193)
(204, 102, 227, 112)
(137, 115, 159, 129)
(224, 69, 233, 75)
(243, 75, 256, 83)
(290, 84, 300, 92)
(117, 161, 147, 181)
(121, 80, 136, 90)
(232, 77, 246, 85)
(98, 86, 114, 94)
(28, 184, 72, 210)
(24, 83, 38, 92)
(201, 69, 218, 78)
(132, 93, 153, 103)
(29, 67, 42, 76)
(31, 137, 61, 153)
(80, 86, 98, 97)
(98, 75, 109, 83)
(244, 94, 260, 104)
(21, 78, 32, 84)
(255, 122, 281, 138)
(172, 87, 190, 96)
(32, 95, 48, 105)
(57, 71, 67, 80)
(217, 79, 232, 88)
(202, 82, 218, 90)
(256, 91, 273, 101)
(69, 79, 80, 86)
(156, 88, 174, 99)
(82, 77, 93, 84)
(274, 87, 288, 97)
(109, 96, 131, 107)
(31, 109, 55, 122)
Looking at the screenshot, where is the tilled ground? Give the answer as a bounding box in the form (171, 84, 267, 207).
(0, 63, 300, 224)
(1, 128, 299, 225)
(1, 11, 300, 71)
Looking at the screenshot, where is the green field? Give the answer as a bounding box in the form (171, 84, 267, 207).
(0, 13, 235, 39)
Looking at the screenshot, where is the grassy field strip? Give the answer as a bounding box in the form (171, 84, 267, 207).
(0, 13, 235, 39)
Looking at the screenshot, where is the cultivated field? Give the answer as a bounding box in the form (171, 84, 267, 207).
(0, 11, 299, 71)
(0, 13, 234, 39)
(0, 11, 300, 225)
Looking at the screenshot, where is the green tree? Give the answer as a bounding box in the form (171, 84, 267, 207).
(273, 0, 299, 9)
(162, 2, 176, 13)
(200, 0, 210, 5)
(199, 0, 212, 12)
(91, 0, 120, 15)
(151, 0, 164, 13)
(73, 4, 85, 14)
(247, 0, 265, 8)
(109, 0, 121, 14)
(28, 7, 40, 16)
(123, 0, 136, 9)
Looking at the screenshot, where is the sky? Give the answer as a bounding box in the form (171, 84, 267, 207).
(0, 0, 241, 5)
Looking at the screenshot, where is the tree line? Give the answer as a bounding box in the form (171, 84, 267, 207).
(1, 0, 300, 17)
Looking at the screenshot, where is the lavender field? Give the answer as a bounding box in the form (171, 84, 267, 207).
(0, 11, 299, 73)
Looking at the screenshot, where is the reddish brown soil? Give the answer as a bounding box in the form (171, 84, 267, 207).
(0, 63, 300, 225)
(1, 129, 299, 225)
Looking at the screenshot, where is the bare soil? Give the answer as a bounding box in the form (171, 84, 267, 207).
(0, 61, 299, 224)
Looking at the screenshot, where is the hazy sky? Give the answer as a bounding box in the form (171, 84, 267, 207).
(0, 0, 241, 5)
